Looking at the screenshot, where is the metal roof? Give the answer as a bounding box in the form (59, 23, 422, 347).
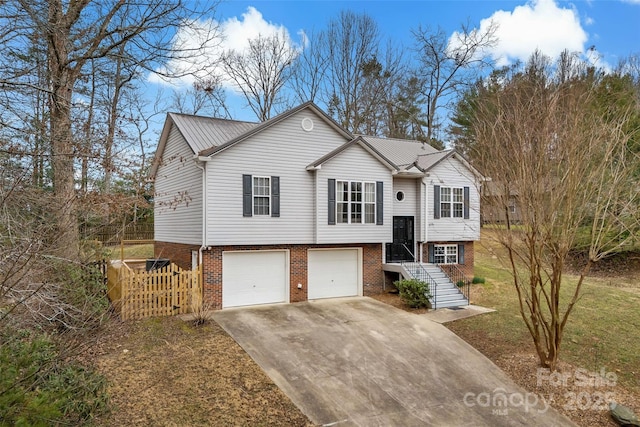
(150, 104, 483, 182)
(359, 135, 440, 167)
(199, 101, 352, 157)
(415, 150, 455, 171)
(168, 113, 259, 154)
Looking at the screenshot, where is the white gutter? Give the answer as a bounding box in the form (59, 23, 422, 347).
(194, 156, 207, 266)
(421, 176, 430, 262)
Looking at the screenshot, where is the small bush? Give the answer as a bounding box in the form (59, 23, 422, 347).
(472, 276, 486, 284)
(394, 279, 431, 308)
(456, 280, 466, 288)
(0, 329, 109, 425)
(190, 301, 214, 327)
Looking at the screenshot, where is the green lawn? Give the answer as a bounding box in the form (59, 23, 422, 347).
(457, 230, 640, 393)
(105, 243, 155, 260)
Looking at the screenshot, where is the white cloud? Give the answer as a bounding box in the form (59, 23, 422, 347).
(149, 18, 222, 86)
(149, 7, 302, 89)
(478, 0, 588, 66)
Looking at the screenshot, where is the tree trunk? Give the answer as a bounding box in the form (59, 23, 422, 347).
(49, 76, 79, 258)
(48, 2, 79, 259)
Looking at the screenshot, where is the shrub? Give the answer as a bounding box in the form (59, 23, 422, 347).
(472, 276, 486, 284)
(0, 329, 109, 425)
(394, 279, 431, 308)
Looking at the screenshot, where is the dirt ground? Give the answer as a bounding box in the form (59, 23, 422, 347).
(83, 315, 314, 426)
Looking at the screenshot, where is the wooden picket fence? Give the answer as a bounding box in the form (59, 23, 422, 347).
(107, 261, 202, 320)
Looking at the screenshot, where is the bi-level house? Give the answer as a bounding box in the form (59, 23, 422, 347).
(150, 102, 483, 309)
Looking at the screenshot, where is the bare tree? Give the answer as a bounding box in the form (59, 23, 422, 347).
(412, 21, 497, 147)
(288, 29, 328, 105)
(222, 31, 298, 121)
(323, 10, 381, 132)
(171, 76, 230, 117)
(0, 0, 220, 258)
(471, 51, 640, 370)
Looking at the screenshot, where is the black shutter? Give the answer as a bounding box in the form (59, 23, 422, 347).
(433, 185, 440, 219)
(463, 186, 470, 219)
(271, 176, 280, 217)
(428, 244, 435, 263)
(458, 244, 465, 264)
(328, 179, 336, 225)
(376, 181, 383, 225)
(243, 174, 252, 217)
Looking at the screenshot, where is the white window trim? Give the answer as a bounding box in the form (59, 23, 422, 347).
(434, 244, 458, 264)
(253, 176, 271, 216)
(440, 186, 464, 218)
(336, 180, 376, 224)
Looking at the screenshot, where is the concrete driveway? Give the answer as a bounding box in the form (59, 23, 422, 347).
(213, 297, 574, 426)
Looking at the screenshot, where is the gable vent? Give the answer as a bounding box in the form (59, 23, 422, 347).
(301, 117, 314, 132)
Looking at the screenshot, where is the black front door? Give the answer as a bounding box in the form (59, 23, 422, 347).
(387, 216, 415, 262)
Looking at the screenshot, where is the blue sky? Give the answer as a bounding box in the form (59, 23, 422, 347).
(150, 0, 640, 121)
(214, 0, 638, 66)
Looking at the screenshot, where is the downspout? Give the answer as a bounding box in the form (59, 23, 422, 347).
(194, 156, 207, 266)
(420, 176, 429, 263)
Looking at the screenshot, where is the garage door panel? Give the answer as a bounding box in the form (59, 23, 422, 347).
(223, 251, 288, 308)
(308, 249, 360, 300)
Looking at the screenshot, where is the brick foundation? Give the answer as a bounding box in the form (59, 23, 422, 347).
(421, 241, 475, 279)
(154, 241, 200, 270)
(156, 241, 384, 310)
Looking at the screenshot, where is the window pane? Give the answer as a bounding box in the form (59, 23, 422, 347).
(351, 202, 362, 223)
(364, 182, 375, 203)
(453, 188, 463, 203)
(364, 204, 375, 223)
(351, 182, 362, 202)
(253, 177, 270, 196)
(441, 202, 451, 218)
(434, 245, 458, 264)
(440, 187, 451, 202)
(337, 202, 348, 223)
(452, 188, 463, 218)
(440, 187, 451, 218)
(446, 245, 457, 264)
(453, 202, 463, 218)
(254, 197, 270, 215)
(253, 177, 270, 215)
(338, 181, 349, 202)
(434, 245, 445, 263)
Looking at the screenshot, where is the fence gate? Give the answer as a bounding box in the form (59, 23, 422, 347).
(107, 262, 202, 320)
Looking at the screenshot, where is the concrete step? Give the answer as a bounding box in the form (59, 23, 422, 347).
(436, 299, 469, 309)
(435, 284, 458, 290)
(436, 293, 467, 303)
(435, 291, 463, 299)
(434, 285, 461, 293)
(400, 262, 469, 310)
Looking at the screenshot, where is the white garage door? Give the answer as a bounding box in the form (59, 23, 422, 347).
(223, 250, 288, 308)
(308, 249, 361, 300)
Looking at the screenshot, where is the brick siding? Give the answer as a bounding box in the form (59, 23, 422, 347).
(155, 241, 384, 310)
(154, 241, 200, 270)
(421, 241, 475, 279)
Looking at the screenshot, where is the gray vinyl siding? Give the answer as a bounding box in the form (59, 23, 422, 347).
(426, 157, 480, 242)
(206, 109, 349, 245)
(392, 178, 419, 217)
(316, 144, 392, 244)
(154, 125, 203, 244)
(393, 177, 422, 244)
